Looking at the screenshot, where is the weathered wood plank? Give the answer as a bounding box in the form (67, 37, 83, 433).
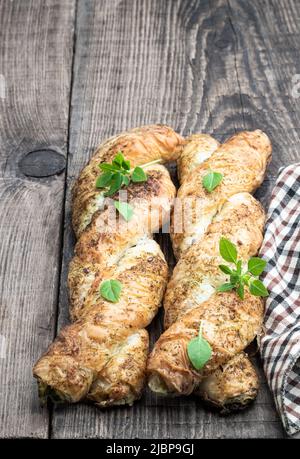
(0, 0, 76, 438)
(52, 0, 300, 438)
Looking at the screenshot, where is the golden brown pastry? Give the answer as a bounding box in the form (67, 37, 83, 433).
(33, 125, 184, 407)
(147, 131, 272, 410)
(196, 352, 259, 413)
(172, 130, 271, 259)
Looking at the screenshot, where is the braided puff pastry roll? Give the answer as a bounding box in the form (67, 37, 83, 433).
(148, 131, 272, 411)
(33, 125, 184, 407)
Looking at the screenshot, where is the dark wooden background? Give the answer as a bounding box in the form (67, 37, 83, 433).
(1, 0, 299, 439)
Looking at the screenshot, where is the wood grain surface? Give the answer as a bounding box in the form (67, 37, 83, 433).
(0, 0, 76, 438)
(1, 0, 300, 439)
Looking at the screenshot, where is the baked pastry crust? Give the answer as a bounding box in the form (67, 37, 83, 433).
(148, 130, 271, 410)
(33, 125, 184, 407)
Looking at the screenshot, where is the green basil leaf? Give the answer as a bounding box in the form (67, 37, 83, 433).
(114, 201, 134, 222)
(219, 237, 238, 264)
(99, 163, 119, 172)
(112, 152, 125, 168)
(131, 166, 147, 182)
(187, 336, 212, 370)
(236, 260, 242, 276)
(202, 171, 223, 193)
(122, 175, 130, 186)
(248, 257, 267, 276)
(249, 279, 269, 297)
(95, 171, 113, 188)
(100, 279, 122, 303)
(122, 159, 131, 171)
(216, 283, 235, 292)
(242, 273, 251, 285)
(219, 264, 232, 275)
(237, 283, 245, 300)
(230, 273, 240, 285)
(104, 172, 123, 196)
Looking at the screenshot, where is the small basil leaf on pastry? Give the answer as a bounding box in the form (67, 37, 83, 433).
(96, 171, 113, 188)
(114, 201, 134, 222)
(112, 151, 126, 168)
(104, 172, 123, 196)
(96, 151, 149, 194)
(236, 260, 242, 275)
(99, 163, 118, 172)
(122, 158, 131, 171)
(187, 321, 212, 370)
(242, 273, 251, 285)
(247, 257, 267, 276)
(100, 279, 122, 303)
(219, 237, 238, 264)
(122, 175, 130, 186)
(218, 239, 268, 299)
(236, 283, 245, 300)
(230, 273, 240, 284)
(131, 166, 147, 182)
(249, 279, 269, 297)
(218, 264, 232, 275)
(216, 283, 235, 292)
(202, 171, 223, 192)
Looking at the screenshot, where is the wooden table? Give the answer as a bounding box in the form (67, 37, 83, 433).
(1, 0, 299, 439)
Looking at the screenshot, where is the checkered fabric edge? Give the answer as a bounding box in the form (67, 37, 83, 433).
(259, 163, 300, 435)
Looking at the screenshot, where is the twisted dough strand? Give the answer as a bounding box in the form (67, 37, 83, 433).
(33, 125, 184, 407)
(148, 131, 271, 409)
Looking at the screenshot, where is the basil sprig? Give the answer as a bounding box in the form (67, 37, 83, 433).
(96, 151, 148, 196)
(114, 201, 133, 222)
(100, 279, 122, 303)
(202, 170, 223, 193)
(217, 237, 268, 300)
(187, 321, 212, 370)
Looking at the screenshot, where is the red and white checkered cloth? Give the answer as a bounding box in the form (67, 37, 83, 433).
(259, 163, 300, 436)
